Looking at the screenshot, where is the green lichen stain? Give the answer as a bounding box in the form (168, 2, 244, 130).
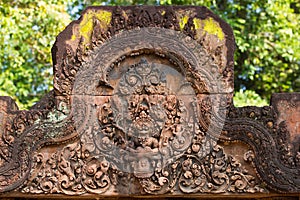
(179, 15, 189, 30)
(79, 9, 112, 44)
(193, 17, 224, 40)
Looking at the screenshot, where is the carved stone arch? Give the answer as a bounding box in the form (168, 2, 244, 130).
(72, 27, 226, 96)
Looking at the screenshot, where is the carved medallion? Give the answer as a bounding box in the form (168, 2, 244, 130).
(95, 57, 195, 179)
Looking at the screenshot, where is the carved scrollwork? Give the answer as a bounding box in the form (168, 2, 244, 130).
(139, 144, 266, 194)
(0, 108, 48, 193)
(177, 145, 265, 194)
(22, 139, 265, 195)
(22, 141, 111, 195)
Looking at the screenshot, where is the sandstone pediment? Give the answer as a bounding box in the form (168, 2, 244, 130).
(0, 6, 299, 199)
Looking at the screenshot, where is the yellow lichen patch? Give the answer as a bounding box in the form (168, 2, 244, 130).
(193, 17, 224, 41)
(71, 34, 76, 41)
(95, 10, 112, 27)
(203, 17, 224, 40)
(179, 15, 189, 30)
(79, 11, 94, 44)
(79, 9, 112, 44)
(193, 18, 202, 30)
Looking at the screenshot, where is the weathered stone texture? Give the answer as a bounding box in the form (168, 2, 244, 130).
(0, 6, 299, 199)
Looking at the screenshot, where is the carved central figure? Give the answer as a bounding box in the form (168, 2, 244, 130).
(128, 94, 161, 138)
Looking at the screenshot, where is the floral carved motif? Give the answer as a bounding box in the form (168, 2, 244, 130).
(22, 141, 265, 195)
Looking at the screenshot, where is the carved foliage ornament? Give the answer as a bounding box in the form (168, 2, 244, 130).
(22, 141, 265, 195)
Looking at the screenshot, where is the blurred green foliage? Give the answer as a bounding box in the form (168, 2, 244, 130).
(0, 0, 299, 109)
(0, 0, 73, 109)
(234, 90, 268, 107)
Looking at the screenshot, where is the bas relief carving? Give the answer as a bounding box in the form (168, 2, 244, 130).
(0, 6, 299, 198)
(98, 58, 194, 179)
